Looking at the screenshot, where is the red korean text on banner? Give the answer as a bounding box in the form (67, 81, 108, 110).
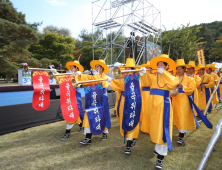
(32, 71, 50, 111)
(58, 76, 80, 122)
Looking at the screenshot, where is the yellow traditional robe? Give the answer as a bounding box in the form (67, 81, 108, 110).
(145, 71, 179, 145)
(110, 76, 141, 139)
(140, 72, 151, 134)
(210, 73, 219, 105)
(172, 74, 196, 130)
(79, 74, 109, 129)
(218, 73, 222, 99)
(54, 73, 82, 124)
(197, 74, 214, 111)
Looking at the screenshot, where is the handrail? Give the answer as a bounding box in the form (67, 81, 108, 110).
(197, 118, 222, 170)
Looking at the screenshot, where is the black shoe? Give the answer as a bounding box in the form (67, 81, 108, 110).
(125, 140, 133, 155)
(153, 150, 158, 155)
(79, 138, 91, 145)
(61, 133, 70, 141)
(131, 139, 136, 147)
(111, 113, 116, 117)
(78, 127, 84, 132)
(101, 133, 107, 140)
(155, 159, 163, 169)
(125, 147, 131, 155)
(80, 133, 92, 145)
(111, 110, 117, 117)
(177, 137, 184, 144)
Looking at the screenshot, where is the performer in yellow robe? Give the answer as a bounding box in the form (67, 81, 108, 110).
(112, 68, 125, 122)
(54, 60, 84, 141)
(172, 59, 197, 145)
(78, 59, 111, 145)
(143, 54, 179, 170)
(109, 58, 145, 155)
(139, 61, 152, 134)
(196, 64, 214, 113)
(205, 64, 219, 105)
(186, 61, 201, 115)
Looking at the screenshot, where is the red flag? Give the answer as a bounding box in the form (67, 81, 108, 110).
(58, 76, 80, 122)
(32, 71, 50, 111)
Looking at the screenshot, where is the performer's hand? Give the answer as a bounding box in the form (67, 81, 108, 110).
(92, 69, 99, 75)
(107, 77, 112, 82)
(51, 69, 57, 73)
(198, 86, 202, 89)
(157, 68, 164, 74)
(201, 84, 205, 88)
(76, 71, 81, 76)
(139, 67, 146, 76)
(178, 83, 183, 88)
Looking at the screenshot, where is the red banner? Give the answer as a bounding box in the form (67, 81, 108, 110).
(58, 76, 80, 122)
(32, 71, 50, 111)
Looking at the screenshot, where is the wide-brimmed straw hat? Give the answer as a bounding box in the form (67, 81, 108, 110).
(139, 61, 152, 68)
(150, 54, 176, 71)
(120, 58, 140, 69)
(185, 61, 199, 70)
(176, 59, 187, 68)
(197, 64, 205, 70)
(66, 60, 84, 72)
(204, 64, 218, 71)
(90, 59, 110, 74)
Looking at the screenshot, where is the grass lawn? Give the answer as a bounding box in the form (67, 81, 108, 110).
(0, 107, 222, 170)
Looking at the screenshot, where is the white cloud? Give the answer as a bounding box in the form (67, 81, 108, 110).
(46, 0, 69, 7)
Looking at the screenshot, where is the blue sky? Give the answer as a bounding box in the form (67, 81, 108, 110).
(10, 0, 222, 39)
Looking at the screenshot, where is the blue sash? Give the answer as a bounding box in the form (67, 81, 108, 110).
(217, 82, 222, 99)
(201, 83, 212, 113)
(142, 87, 150, 91)
(103, 88, 111, 129)
(178, 88, 213, 129)
(76, 87, 84, 121)
(150, 88, 172, 151)
(84, 84, 106, 135)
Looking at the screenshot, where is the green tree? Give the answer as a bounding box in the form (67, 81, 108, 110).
(78, 41, 104, 70)
(209, 36, 222, 62)
(43, 25, 71, 37)
(161, 24, 203, 63)
(0, 0, 44, 77)
(194, 21, 222, 63)
(28, 31, 75, 68)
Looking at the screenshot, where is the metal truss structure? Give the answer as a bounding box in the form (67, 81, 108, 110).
(91, 0, 161, 65)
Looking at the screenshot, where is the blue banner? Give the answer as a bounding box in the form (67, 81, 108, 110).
(76, 87, 84, 121)
(122, 74, 142, 132)
(85, 84, 106, 135)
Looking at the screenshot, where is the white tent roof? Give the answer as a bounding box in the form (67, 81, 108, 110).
(212, 62, 222, 70)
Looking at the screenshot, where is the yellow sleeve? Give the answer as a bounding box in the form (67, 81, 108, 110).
(140, 72, 150, 87)
(101, 75, 109, 88)
(213, 74, 219, 82)
(144, 73, 155, 87)
(205, 75, 214, 88)
(162, 71, 179, 90)
(110, 78, 124, 91)
(183, 77, 196, 94)
(195, 75, 201, 88)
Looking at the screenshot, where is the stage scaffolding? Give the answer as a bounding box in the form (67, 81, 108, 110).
(91, 0, 162, 65)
